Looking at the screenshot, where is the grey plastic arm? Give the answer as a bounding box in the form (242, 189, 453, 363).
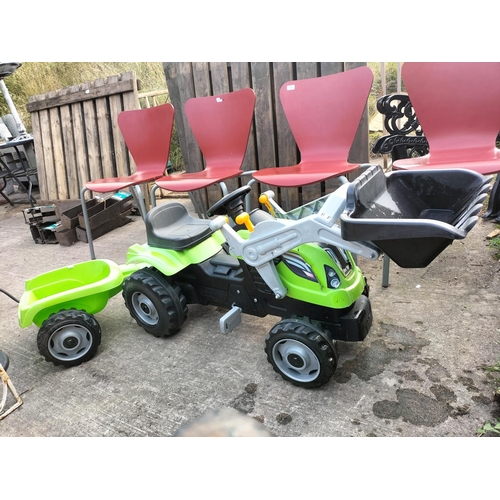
(213, 185, 381, 298)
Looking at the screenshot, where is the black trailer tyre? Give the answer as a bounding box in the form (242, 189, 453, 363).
(0, 350, 9, 371)
(265, 319, 338, 388)
(122, 268, 187, 338)
(37, 309, 101, 367)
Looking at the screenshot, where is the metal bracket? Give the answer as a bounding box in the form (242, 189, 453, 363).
(219, 305, 242, 334)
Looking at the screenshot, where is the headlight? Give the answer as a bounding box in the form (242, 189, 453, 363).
(325, 265, 341, 289)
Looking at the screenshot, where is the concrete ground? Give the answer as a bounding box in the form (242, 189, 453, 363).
(0, 186, 499, 438)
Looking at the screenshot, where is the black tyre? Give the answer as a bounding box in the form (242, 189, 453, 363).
(265, 319, 338, 388)
(37, 309, 101, 367)
(0, 350, 9, 371)
(122, 268, 187, 338)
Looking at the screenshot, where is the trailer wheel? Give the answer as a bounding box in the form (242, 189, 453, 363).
(122, 268, 187, 338)
(265, 319, 338, 388)
(37, 310, 101, 367)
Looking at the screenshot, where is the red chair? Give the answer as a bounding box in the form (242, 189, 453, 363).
(80, 102, 175, 259)
(251, 66, 373, 188)
(392, 62, 500, 176)
(152, 88, 256, 216)
(382, 62, 500, 287)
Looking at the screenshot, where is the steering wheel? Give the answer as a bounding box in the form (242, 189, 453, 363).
(206, 185, 252, 219)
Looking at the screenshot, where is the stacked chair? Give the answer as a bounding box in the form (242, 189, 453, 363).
(381, 62, 500, 285)
(80, 103, 175, 259)
(252, 66, 373, 190)
(151, 88, 256, 217)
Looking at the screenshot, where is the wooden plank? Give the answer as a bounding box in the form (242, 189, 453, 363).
(230, 62, 258, 210)
(207, 62, 238, 206)
(296, 62, 318, 81)
(70, 85, 91, 193)
(47, 90, 69, 200)
(175, 62, 204, 177)
(323, 63, 347, 195)
(251, 62, 277, 203)
(39, 106, 57, 201)
(345, 62, 369, 179)
(120, 71, 140, 174)
(59, 87, 79, 199)
(273, 62, 298, 211)
(210, 62, 230, 95)
(168, 62, 207, 213)
(192, 62, 211, 97)
(26, 78, 136, 113)
(82, 81, 102, 183)
(164, 63, 188, 168)
(295, 63, 322, 206)
(29, 101, 49, 202)
(108, 74, 129, 178)
(94, 77, 116, 180)
(320, 62, 344, 76)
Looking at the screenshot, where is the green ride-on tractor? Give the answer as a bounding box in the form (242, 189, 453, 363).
(17, 165, 491, 388)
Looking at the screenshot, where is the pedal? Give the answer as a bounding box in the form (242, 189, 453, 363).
(219, 305, 242, 334)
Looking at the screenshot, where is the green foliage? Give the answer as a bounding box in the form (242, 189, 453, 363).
(0, 62, 184, 169)
(477, 418, 500, 436)
(367, 62, 405, 122)
(0, 62, 168, 125)
(477, 355, 500, 436)
(489, 235, 500, 260)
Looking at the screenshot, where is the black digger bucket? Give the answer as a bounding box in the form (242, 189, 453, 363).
(340, 165, 492, 268)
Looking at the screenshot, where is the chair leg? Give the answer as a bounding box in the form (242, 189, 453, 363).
(0, 191, 13, 206)
(150, 184, 159, 208)
(245, 178, 258, 213)
(80, 187, 96, 260)
(0, 179, 14, 206)
(130, 185, 148, 221)
(382, 254, 390, 288)
(0, 156, 36, 206)
(483, 174, 500, 219)
(189, 191, 206, 219)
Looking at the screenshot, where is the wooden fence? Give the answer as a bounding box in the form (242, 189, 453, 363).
(163, 62, 370, 212)
(26, 71, 141, 202)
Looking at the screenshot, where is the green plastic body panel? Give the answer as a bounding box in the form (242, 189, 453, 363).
(235, 231, 364, 309)
(125, 230, 225, 277)
(18, 259, 144, 328)
(275, 243, 365, 309)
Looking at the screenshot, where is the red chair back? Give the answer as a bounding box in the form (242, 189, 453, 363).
(117, 102, 174, 174)
(401, 62, 500, 159)
(280, 66, 373, 163)
(185, 88, 256, 172)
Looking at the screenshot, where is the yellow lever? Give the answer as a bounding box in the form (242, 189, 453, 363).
(259, 193, 276, 217)
(235, 212, 254, 232)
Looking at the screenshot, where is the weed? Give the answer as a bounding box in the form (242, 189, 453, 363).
(0, 62, 184, 168)
(489, 236, 500, 260)
(477, 419, 500, 436)
(477, 352, 500, 436)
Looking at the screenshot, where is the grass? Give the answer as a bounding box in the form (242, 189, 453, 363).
(477, 357, 500, 436)
(477, 231, 500, 436)
(489, 232, 500, 260)
(0, 62, 183, 170)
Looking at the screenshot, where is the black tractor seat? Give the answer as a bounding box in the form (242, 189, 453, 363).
(145, 202, 214, 250)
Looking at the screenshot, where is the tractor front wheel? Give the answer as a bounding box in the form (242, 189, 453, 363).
(265, 319, 338, 388)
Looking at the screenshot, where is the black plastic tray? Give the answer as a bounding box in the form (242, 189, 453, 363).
(340, 165, 491, 267)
